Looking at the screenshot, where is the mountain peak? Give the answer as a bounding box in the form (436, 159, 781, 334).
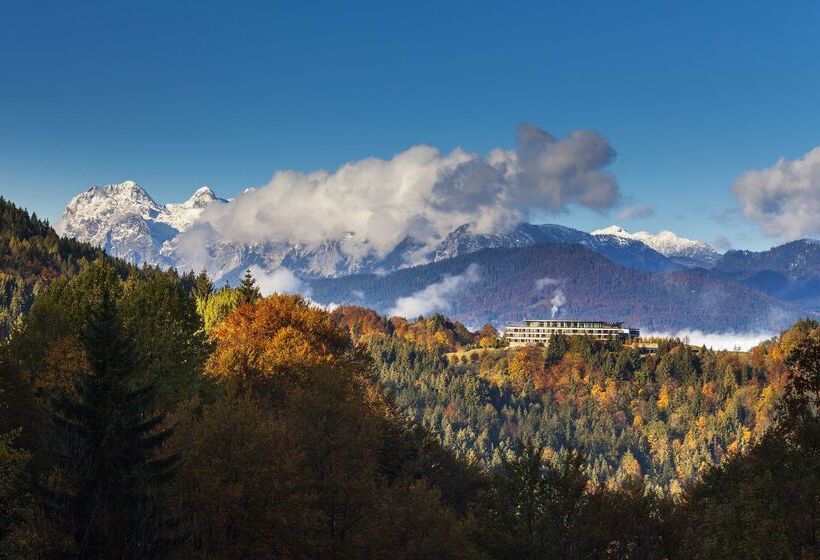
(592, 225, 719, 267)
(592, 225, 630, 237)
(183, 186, 219, 208)
(105, 179, 152, 197)
(192, 185, 216, 198)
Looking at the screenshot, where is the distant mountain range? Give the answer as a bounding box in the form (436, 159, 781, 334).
(56, 180, 820, 331)
(57, 181, 703, 280)
(591, 225, 720, 268)
(309, 244, 801, 332)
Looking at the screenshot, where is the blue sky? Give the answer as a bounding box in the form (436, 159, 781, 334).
(2, 0, 819, 250)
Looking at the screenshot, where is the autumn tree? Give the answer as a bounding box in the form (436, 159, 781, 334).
(204, 293, 357, 395)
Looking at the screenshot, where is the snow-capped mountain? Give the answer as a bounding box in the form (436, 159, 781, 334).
(591, 225, 720, 268)
(57, 181, 225, 266)
(57, 182, 687, 282)
(161, 186, 225, 231)
(435, 223, 680, 273)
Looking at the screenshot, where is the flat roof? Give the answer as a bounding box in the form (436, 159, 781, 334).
(508, 319, 626, 327)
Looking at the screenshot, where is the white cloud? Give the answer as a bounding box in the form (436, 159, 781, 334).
(733, 146, 820, 239)
(617, 204, 653, 220)
(389, 263, 480, 318)
(643, 329, 774, 351)
(177, 124, 620, 266)
(248, 265, 310, 297)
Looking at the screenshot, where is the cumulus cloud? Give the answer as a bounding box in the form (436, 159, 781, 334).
(733, 146, 820, 239)
(248, 265, 310, 297)
(389, 263, 480, 318)
(178, 124, 619, 266)
(617, 204, 654, 220)
(643, 330, 774, 351)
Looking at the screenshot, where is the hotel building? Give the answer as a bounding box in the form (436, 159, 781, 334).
(504, 319, 640, 347)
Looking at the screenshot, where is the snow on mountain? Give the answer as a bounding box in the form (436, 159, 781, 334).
(159, 186, 223, 231)
(57, 181, 225, 267)
(591, 225, 720, 268)
(436, 223, 680, 273)
(58, 182, 688, 282)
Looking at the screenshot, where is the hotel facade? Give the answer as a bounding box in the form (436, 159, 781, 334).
(504, 319, 640, 347)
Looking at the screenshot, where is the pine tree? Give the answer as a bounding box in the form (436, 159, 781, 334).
(45, 291, 178, 559)
(238, 269, 261, 304)
(192, 270, 213, 301)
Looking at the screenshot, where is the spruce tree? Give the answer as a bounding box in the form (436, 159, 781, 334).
(192, 270, 213, 301)
(238, 269, 261, 304)
(45, 290, 178, 559)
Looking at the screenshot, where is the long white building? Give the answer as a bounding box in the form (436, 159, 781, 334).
(504, 319, 640, 347)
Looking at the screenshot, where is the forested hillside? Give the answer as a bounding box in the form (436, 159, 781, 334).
(0, 201, 818, 558)
(713, 239, 820, 309)
(311, 244, 801, 331)
(0, 197, 111, 335)
(361, 321, 790, 491)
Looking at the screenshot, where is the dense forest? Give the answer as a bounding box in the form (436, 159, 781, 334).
(0, 200, 818, 558)
(332, 305, 790, 491)
(0, 197, 112, 337)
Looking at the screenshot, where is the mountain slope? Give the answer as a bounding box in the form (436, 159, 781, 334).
(592, 225, 720, 268)
(712, 239, 820, 309)
(309, 243, 800, 332)
(437, 223, 680, 272)
(0, 196, 111, 335)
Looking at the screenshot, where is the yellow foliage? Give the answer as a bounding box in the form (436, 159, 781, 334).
(657, 384, 670, 411)
(206, 294, 351, 390)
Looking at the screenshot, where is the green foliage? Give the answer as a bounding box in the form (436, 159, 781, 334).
(0, 426, 33, 560)
(472, 441, 679, 559)
(370, 333, 785, 491)
(43, 291, 178, 559)
(238, 269, 261, 304)
(120, 268, 210, 406)
(680, 327, 820, 558)
(0, 197, 110, 337)
(196, 286, 243, 333)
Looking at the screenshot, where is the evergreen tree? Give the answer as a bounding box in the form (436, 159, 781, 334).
(237, 269, 261, 304)
(192, 270, 213, 301)
(44, 291, 178, 559)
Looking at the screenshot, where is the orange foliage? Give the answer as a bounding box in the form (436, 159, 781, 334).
(331, 305, 389, 343)
(206, 294, 351, 389)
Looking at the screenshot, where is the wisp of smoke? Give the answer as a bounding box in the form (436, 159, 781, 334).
(177, 124, 619, 267)
(550, 288, 566, 318)
(535, 277, 566, 317)
(534, 277, 561, 290)
(643, 329, 775, 351)
(389, 263, 480, 318)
